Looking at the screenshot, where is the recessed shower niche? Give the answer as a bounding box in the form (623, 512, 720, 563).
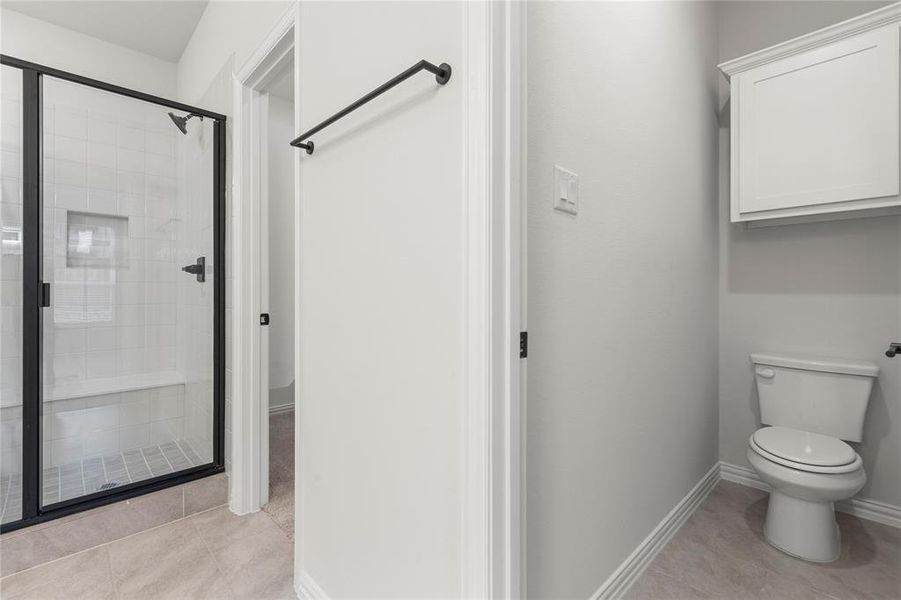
(66, 211, 129, 269)
(0, 56, 225, 531)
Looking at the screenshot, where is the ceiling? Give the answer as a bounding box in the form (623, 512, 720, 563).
(4, 1, 209, 62)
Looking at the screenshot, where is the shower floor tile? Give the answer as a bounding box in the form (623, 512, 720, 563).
(0, 439, 207, 525)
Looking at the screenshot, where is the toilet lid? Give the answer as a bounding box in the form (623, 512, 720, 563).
(752, 426, 856, 467)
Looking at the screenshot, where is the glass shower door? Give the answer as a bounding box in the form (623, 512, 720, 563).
(39, 75, 216, 506)
(1, 64, 24, 524)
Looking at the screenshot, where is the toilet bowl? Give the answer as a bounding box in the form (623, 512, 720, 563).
(747, 426, 866, 562)
(747, 352, 878, 563)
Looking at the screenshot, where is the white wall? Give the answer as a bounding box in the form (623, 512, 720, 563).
(0, 8, 177, 98)
(175, 0, 291, 104)
(717, 1, 901, 508)
(525, 2, 720, 598)
(267, 94, 295, 397)
(297, 1, 464, 596)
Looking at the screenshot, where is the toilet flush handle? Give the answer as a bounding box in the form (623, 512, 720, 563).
(887, 342, 901, 358)
(755, 367, 776, 379)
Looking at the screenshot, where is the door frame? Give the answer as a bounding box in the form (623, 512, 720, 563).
(231, 1, 527, 597)
(230, 5, 298, 516)
(462, 1, 526, 597)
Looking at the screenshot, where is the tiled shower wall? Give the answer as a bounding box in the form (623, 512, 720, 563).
(43, 77, 180, 390)
(1, 72, 216, 480)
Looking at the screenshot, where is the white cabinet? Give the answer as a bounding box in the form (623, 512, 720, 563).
(720, 5, 901, 224)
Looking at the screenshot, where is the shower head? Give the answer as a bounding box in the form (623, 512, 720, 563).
(168, 111, 203, 135)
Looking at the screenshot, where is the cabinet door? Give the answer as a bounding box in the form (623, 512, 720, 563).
(735, 26, 899, 217)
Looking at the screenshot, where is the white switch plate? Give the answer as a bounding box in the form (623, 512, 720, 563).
(553, 165, 579, 215)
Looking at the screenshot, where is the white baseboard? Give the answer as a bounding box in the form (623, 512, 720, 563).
(592, 463, 720, 600)
(597, 459, 901, 600)
(269, 402, 295, 415)
(719, 461, 901, 529)
(295, 570, 329, 599)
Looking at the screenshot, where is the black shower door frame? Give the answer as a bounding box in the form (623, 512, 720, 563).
(0, 55, 226, 533)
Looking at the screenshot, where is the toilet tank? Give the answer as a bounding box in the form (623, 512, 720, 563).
(751, 352, 879, 442)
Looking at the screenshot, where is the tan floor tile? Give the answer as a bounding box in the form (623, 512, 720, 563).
(623, 565, 710, 599)
(192, 506, 294, 599)
(184, 473, 229, 516)
(0, 547, 116, 600)
(632, 481, 901, 600)
(107, 519, 232, 599)
(0, 485, 184, 577)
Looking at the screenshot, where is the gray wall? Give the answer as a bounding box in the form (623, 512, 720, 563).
(717, 1, 901, 507)
(526, 2, 720, 597)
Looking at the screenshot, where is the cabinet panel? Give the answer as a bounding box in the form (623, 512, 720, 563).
(736, 26, 899, 217)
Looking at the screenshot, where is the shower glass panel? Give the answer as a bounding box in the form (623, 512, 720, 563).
(1, 65, 24, 524)
(40, 76, 215, 506)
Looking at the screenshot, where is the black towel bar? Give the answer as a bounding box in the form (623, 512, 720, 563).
(289, 59, 451, 154)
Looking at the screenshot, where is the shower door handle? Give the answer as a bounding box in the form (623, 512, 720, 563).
(182, 257, 206, 282)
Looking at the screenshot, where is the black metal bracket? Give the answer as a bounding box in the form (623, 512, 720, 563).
(520, 332, 528, 359)
(290, 59, 451, 154)
(887, 342, 901, 358)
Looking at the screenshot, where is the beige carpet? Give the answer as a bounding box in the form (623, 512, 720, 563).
(263, 410, 295, 539)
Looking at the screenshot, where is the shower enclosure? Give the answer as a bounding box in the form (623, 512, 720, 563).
(0, 56, 225, 531)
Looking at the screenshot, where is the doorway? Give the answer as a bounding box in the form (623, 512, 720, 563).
(259, 60, 295, 536)
(230, 6, 298, 526)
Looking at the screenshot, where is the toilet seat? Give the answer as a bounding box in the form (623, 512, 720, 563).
(749, 427, 862, 474)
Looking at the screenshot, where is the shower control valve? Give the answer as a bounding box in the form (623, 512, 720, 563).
(181, 256, 206, 282)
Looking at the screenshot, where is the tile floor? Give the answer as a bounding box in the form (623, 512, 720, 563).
(0, 414, 296, 599)
(0, 505, 294, 600)
(1, 439, 207, 525)
(627, 481, 901, 599)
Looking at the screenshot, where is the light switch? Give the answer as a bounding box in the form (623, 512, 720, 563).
(553, 165, 579, 215)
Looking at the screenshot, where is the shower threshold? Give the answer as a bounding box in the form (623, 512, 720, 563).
(0, 439, 208, 525)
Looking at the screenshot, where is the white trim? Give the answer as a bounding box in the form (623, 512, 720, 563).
(462, 0, 525, 597)
(295, 569, 329, 600)
(718, 2, 901, 78)
(719, 461, 901, 529)
(593, 464, 721, 600)
(718, 461, 770, 492)
(230, 2, 296, 517)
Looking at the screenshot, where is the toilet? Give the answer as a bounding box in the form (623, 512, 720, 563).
(747, 352, 879, 563)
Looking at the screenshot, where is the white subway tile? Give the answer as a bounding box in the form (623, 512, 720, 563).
(55, 108, 87, 140)
(54, 136, 86, 163)
(119, 424, 149, 451)
(87, 118, 117, 145)
(51, 436, 83, 466)
(119, 397, 150, 427)
(145, 131, 174, 157)
(117, 147, 144, 173)
(82, 430, 118, 459)
(86, 141, 117, 168)
(85, 326, 116, 352)
(53, 327, 86, 355)
(86, 165, 117, 191)
(53, 184, 88, 210)
(117, 170, 145, 196)
(53, 159, 86, 187)
(85, 350, 117, 379)
(117, 125, 144, 150)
